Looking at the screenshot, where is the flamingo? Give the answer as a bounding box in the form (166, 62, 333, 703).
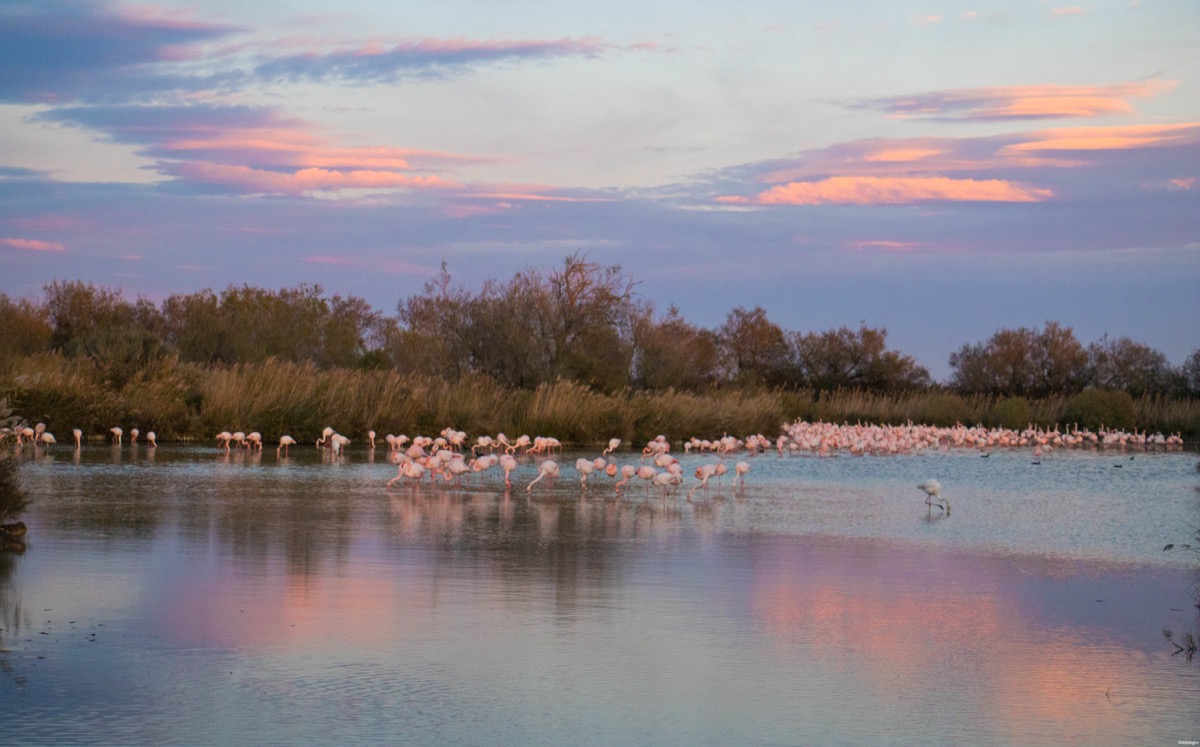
(615, 464, 637, 493)
(278, 435, 296, 456)
(575, 458, 595, 489)
(689, 464, 716, 501)
(526, 460, 560, 492)
(39, 431, 56, 447)
(602, 438, 621, 456)
(130, 428, 139, 444)
(147, 431, 157, 447)
(316, 426, 334, 448)
(330, 433, 350, 456)
(246, 432, 263, 451)
(216, 431, 233, 451)
(734, 461, 751, 489)
(918, 479, 947, 513)
(636, 465, 658, 496)
(368, 430, 376, 449)
(499, 454, 518, 488)
(714, 462, 728, 487)
(110, 426, 123, 445)
(73, 428, 82, 448)
(651, 470, 681, 498)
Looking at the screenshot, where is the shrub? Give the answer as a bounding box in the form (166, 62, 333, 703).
(988, 397, 1031, 430)
(919, 393, 974, 427)
(1063, 389, 1136, 432)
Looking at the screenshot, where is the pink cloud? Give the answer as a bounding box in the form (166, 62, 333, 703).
(864, 148, 943, 163)
(172, 162, 459, 194)
(1, 237, 66, 252)
(1001, 122, 1200, 154)
(721, 176, 1052, 206)
(858, 81, 1176, 121)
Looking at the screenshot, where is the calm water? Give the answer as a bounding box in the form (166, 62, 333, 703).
(2, 444, 1198, 745)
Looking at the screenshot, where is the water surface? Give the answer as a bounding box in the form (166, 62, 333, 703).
(2, 445, 1198, 745)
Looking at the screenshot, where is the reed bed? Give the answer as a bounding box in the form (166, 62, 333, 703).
(1, 355, 1196, 445)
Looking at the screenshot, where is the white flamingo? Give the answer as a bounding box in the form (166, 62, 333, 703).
(734, 461, 751, 489)
(147, 431, 157, 447)
(602, 438, 621, 455)
(277, 435, 296, 456)
(575, 458, 595, 489)
(918, 479, 947, 513)
(526, 460, 560, 492)
(110, 426, 123, 445)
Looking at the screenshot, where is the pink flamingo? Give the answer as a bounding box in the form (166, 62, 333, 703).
(499, 454, 518, 488)
(689, 464, 716, 501)
(278, 435, 296, 456)
(615, 464, 637, 493)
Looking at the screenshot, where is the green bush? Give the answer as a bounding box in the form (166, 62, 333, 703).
(1063, 389, 1136, 432)
(988, 397, 1030, 430)
(919, 393, 973, 427)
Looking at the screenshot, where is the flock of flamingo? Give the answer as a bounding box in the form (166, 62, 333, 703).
(4, 419, 1186, 509)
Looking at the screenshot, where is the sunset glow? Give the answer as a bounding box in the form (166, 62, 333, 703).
(0, 0, 1196, 376)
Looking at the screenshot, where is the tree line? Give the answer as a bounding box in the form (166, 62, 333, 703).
(1, 253, 1197, 399)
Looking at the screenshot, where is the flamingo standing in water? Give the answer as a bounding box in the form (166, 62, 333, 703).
(491, 453, 514, 488)
(110, 426, 123, 445)
(278, 435, 296, 456)
(526, 460, 560, 492)
(368, 430, 376, 449)
(575, 458, 596, 489)
(615, 464, 637, 494)
(129, 428, 139, 444)
(147, 431, 157, 447)
(602, 438, 621, 456)
(918, 479, 947, 513)
(689, 464, 717, 501)
(316, 426, 335, 448)
(73, 428, 82, 449)
(734, 461, 751, 489)
(216, 431, 233, 451)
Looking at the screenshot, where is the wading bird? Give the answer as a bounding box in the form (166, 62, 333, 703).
(110, 426, 123, 445)
(734, 461, 751, 489)
(278, 435, 296, 456)
(918, 479, 947, 513)
(526, 460, 560, 492)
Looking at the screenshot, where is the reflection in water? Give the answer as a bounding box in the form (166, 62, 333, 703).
(0, 445, 1197, 745)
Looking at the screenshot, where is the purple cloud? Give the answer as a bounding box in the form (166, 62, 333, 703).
(252, 36, 608, 84)
(843, 81, 1176, 122)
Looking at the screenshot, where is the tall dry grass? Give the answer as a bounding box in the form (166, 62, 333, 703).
(1, 355, 1196, 445)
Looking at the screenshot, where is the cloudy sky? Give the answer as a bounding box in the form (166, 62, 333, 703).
(1, 0, 1197, 378)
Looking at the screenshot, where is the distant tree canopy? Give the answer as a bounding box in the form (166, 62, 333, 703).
(0, 257, 1196, 400)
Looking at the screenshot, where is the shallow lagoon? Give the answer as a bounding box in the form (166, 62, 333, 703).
(3, 444, 1199, 745)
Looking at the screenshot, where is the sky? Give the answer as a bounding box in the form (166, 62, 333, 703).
(1, 0, 1197, 380)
